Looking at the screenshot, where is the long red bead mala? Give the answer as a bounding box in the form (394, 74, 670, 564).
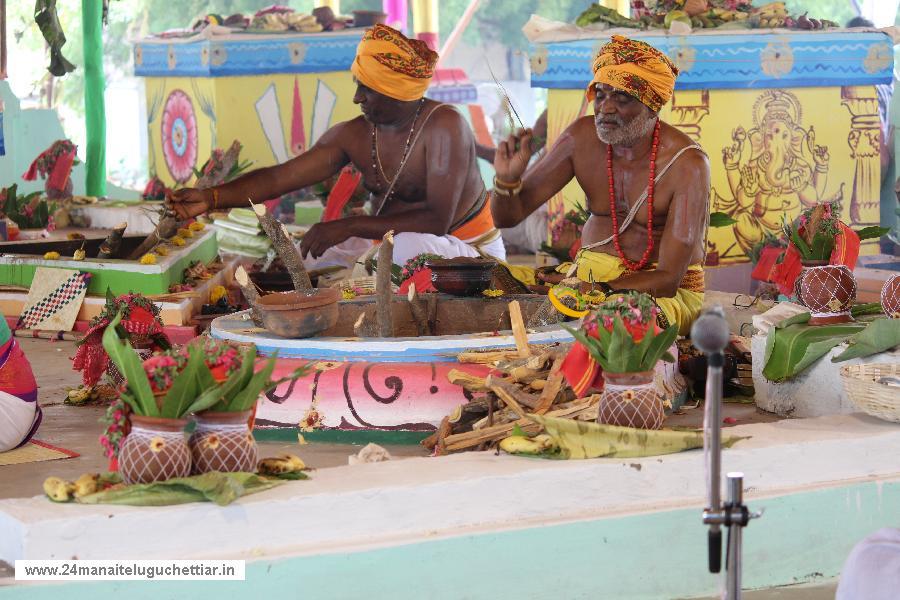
(606, 119, 661, 272)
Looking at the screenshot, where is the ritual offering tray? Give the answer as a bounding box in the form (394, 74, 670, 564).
(426, 257, 497, 297)
(0, 228, 218, 296)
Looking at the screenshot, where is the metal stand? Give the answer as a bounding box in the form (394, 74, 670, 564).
(691, 307, 762, 600)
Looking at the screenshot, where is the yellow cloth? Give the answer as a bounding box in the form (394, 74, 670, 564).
(586, 35, 679, 112)
(350, 24, 438, 102)
(557, 250, 704, 336)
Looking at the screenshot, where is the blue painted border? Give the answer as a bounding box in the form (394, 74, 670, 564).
(134, 32, 362, 77)
(2, 480, 895, 599)
(531, 31, 894, 91)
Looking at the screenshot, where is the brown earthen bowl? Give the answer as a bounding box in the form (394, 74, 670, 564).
(426, 257, 497, 297)
(252, 287, 340, 338)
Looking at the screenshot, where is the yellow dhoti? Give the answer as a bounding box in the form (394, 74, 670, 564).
(558, 250, 705, 336)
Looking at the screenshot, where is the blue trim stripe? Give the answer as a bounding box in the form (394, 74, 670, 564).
(531, 31, 894, 91)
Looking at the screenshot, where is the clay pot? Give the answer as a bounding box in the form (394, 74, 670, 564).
(597, 371, 664, 430)
(882, 274, 900, 318)
(684, 0, 709, 17)
(118, 416, 191, 485)
(427, 257, 497, 297)
(189, 410, 258, 474)
(795, 261, 857, 325)
(106, 341, 154, 387)
(252, 287, 340, 338)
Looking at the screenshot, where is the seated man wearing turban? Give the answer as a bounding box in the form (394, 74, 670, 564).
(169, 25, 504, 267)
(494, 35, 709, 336)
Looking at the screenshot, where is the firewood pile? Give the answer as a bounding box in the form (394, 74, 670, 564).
(422, 310, 601, 454)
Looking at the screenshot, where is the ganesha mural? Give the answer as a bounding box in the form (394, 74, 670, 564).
(712, 89, 841, 256)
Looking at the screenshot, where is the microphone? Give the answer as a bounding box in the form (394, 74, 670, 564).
(691, 306, 730, 355)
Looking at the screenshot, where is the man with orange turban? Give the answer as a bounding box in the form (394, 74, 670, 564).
(491, 35, 711, 395)
(170, 24, 505, 269)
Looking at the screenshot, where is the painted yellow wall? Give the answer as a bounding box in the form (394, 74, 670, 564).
(546, 85, 882, 262)
(146, 71, 358, 188)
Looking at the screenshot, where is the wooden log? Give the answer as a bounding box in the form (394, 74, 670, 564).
(234, 265, 263, 326)
(376, 231, 395, 338)
(407, 282, 431, 336)
(508, 300, 531, 358)
(250, 200, 312, 293)
(534, 357, 565, 415)
(489, 377, 542, 411)
(96, 222, 127, 259)
(487, 375, 527, 419)
(435, 416, 452, 456)
(128, 212, 179, 260)
(353, 308, 378, 337)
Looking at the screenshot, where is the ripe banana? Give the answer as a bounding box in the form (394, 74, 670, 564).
(499, 433, 556, 455)
(258, 454, 306, 475)
(73, 473, 99, 498)
(43, 477, 75, 503)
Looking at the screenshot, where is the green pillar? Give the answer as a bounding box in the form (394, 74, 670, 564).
(82, 0, 105, 196)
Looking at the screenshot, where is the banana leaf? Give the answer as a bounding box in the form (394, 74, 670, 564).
(607, 317, 631, 372)
(76, 472, 285, 507)
(218, 355, 278, 412)
(34, 0, 77, 76)
(762, 304, 884, 382)
(639, 323, 678, 371)
(159, 345, 202, 419)
(832, 318, 900, 363)
(530, 415, 748, 460)
(101, 309, 157, 416)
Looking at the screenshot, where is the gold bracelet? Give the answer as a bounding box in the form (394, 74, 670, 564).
(493, 175, 523, 190)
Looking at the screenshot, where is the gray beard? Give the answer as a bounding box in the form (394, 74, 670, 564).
(595, 113, 657, 146)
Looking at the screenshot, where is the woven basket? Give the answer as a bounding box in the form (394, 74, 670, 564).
(840, 362, 900, 423)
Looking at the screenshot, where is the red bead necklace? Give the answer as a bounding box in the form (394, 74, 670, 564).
(606, 119, 661, 272)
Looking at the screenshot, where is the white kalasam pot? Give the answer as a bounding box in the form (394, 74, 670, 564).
(597, 370, 664, 430)
(882, 274, 900, 318)
(795, 261, 857, 325)
(118, 416, 191, 485)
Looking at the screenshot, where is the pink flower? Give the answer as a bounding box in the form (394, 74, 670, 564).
(99, 435, 110, 447)
(113, 410, 123, 421)
(108, 424, 119, 433)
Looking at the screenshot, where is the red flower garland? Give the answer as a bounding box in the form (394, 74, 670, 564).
(607, 119, 660, 272)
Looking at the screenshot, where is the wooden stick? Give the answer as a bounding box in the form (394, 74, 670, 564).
(234, 265, 263, 326)
(487, 375, 526, 419)
(489, 377, 541, 411)
(128, 212, 179, 260)
(250, 200, 312, 293)
(447, 369, 490, 392)
(407, 282, 431, 336)
(508, 300, 531, 358)
(353, 308, 377, 337)
(96, 221, 127, 259)
(535, 357, 565, 415)
(376, 230, 394, 338)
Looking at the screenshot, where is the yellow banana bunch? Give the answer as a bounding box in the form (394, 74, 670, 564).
(258, 454, 306, 475)
(73, 473, 100, 498)
(43, 477, 75, 502)
(499, 434, 556, 456)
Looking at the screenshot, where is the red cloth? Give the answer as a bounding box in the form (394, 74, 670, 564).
(398, 268, 436, 295)
(770, 223, 862, 296)
(323, 166, 363, 222)
(72, 299, 168, 387)
(47, 150, 76, 191)
(750, 246, 783, 284)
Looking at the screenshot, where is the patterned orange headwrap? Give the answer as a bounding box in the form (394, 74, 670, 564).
(351, 24, 439, 102)
(587, 35, 679, 112)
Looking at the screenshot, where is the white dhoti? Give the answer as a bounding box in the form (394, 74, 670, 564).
(0, 391, 40, 453)
(837, 528, 900, 600)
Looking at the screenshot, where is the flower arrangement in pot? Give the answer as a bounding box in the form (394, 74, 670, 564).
(73, 291, 171, 388)
(564, 292, 678, 430)
(101, 310, 214, 485)
(782, 204, 887, 325)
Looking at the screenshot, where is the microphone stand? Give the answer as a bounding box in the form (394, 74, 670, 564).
(691, 307, 761, 600)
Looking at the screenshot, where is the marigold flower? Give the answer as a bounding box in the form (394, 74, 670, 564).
(177, 228, 193, 238)
(188, 221, 205, 231)
(171, 236, 186, 246)
(139, 253, 157, 265)
(43, 251, 60, 260)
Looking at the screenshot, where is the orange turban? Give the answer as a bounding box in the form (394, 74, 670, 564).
(586, 35, 678, 112)
(350, 24, 438, 102)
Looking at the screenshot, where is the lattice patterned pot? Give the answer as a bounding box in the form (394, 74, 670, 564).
(882, 275, 900, 318)
(119, 416, 191, 485)
(189, 410, 258, 474)
(795, 261, 857, 325)
(597, 370, 664, 430)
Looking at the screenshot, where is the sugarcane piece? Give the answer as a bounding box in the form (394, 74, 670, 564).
(234, 265, 263, 326)
(96, 222, 128, 259)
(508, 300, 531, 358)
(128, 210, 180, 260)
(250, 200, 312, 293)
(407, 282, 431, 336)
(376, 230, 395, 338)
